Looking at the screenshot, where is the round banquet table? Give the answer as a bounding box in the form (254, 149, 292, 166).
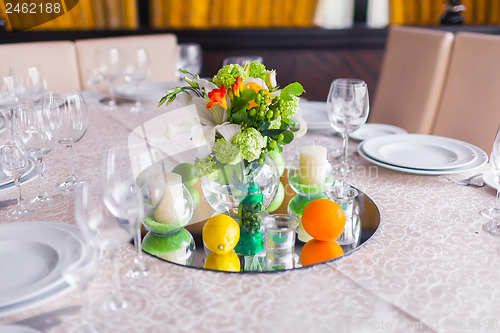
(1, 98, 500, 333)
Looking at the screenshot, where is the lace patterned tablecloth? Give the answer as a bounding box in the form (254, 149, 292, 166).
(1, 100, 500, 333)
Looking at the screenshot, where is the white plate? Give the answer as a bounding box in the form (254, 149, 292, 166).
(350, 123, 407, 141)
(0, 325, 40, 333)
(114, 81, 186, 102)
(483, 170, 498, 190)
(0, 158, 37, 190)
(299, 101, 331, 130)
(358, 141, 488, 175)
(0, 222, 84, 309)
(362, 134, 478, 170)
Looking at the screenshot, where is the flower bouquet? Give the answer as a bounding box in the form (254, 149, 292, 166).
(159, 61, 305, 255)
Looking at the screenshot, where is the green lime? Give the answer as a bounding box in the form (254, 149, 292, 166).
(266, 181, 285, 212)
(268, 148, 285, 176)
(172, 163, 199, 187)
(187, 186, 200, 209)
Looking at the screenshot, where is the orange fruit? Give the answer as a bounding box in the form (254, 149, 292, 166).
(300, 239, 344, 266)
(301, 199, 345, 241)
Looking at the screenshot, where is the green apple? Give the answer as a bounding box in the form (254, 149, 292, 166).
(268, 148, 285, 177)
(172, 163, 199, 187)
(266, 181, 285, 212)
(187, 186, 200, 209)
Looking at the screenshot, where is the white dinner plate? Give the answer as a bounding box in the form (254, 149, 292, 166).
(350, 123, 407, 141)
(114, 81, 186, 102)
(0, 158, 38, 191)
(483, 170, 498, 190)
(299, 101, 331, 130)
(0, 222, 84, 309)
(0, 325, 40, 333)
(358, 141, 488, 175)
(362, 134, 478, 170)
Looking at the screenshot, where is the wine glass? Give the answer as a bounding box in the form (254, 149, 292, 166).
(12, 103, 56, 204)
(0, 143, 30, 217)
(483, 127, 500, 236)
(222, 55, 263, 67)
(44, 92, 88, 192)
(175, 43, 202, 80)
(326, 79, 369, 178)
(0, 74, 19, 144)
(10, 65, 46, 103)
(101, 143, 165, 281)
(124, 48, 150, 113)
(74, 181, 144, 323)
(96, 47, 123, 111)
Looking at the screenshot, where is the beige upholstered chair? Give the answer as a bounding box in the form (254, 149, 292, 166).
(0, 41, 81, 92)
(75, 34, 178, 90)
(432, 32, 500, 153)
(369, 26, 454, 134)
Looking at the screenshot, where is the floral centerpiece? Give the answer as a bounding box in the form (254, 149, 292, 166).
(159, 61, 305, 255)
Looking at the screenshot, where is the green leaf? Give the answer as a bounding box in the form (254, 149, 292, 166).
(280, 82, 305, 101)
(281, 130, 294, 144)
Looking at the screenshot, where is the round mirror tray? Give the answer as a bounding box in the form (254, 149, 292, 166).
(141, 184, 380, 273)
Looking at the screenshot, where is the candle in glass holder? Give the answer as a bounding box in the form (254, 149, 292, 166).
(154, 173, 185, 224)
(299, 144, 327, 185)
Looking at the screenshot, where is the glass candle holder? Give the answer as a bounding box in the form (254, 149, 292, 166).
(263, 214, 299, 253)
(287, 153, 335, 198)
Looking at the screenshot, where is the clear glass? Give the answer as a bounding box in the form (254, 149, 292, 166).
(326, 78, 369, 178)
(101, 144, 166, 281)
(263, 214, 299, 253)
(175, 43, 202, 79)
(12, 103, 56, 204)
(483, 126, 500, 235)
(124, 48, 150, 112)
(96, 47, 123, 111)
(0, 74, 19, 144)
(222, 56, 263, 67)
(0, 143, 30, 217)
(44, 92, 88, 192)
(10, 65, 45, 103)
(330, 185, 359, 245)
(287, 153, 335, 198)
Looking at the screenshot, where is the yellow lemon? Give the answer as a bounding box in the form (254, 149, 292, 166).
(202, 214, 240, 254)
(204, 251, 241, 272)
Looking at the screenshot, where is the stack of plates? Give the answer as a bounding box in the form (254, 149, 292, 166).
(0, 159, 38, 192)
(358, 134, 488, 175)
(113, 81, 186, 102)
(0, 222, 89, 315)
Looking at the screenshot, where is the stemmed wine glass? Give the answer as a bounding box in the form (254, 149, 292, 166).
(0, 74, 19, 144)
(326, 79, 370, 178)
(175, 43, 202, 80)
(0, 143, 30, 217)
(124, 48, 150, 112)
(96, 47, 123, 111)
(12, 103, 56, 204)
(101, 143, 165, 281)
(483, 127, 500, 235)
(44, 92, 88, 192)
(10, 65, 46, 103)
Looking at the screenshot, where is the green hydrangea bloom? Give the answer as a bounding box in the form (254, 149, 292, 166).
(194, 156, 218, 180)
(213, 64, 247, 88)
(247, 62, 267, 80)
(232, 127, 267, 162)
(213, 139, 242, 165)
(282, 96, 299, 118)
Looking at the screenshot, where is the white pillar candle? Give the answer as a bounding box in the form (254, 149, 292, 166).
(299, 144, 327, 185)
(154, 173, 185, 224)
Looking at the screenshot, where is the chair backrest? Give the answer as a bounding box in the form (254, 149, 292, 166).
(369, 26, 454, 134)
(432, 32, 500, 153)
(75, 34, 178, 89)
(0, 41, 81, 92)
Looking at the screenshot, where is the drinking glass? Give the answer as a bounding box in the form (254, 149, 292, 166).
(101, 144, 165, 281)
(124, 48, 150, 112)
(10, 65, 45, 103)
(175, 43, 202, 79)
(44, 92, 88, 191)
(0, 143, 30, 217)
(326, 79, 369, 177)
(222, 55, 263, 67)
(96, 47, 123, 111)
(12, 103, 56, 203)
(74, 182, 144, 323)
(0, 74, 19, 143)
(483, 127, 500, 235)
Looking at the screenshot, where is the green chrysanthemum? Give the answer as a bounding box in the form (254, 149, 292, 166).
(213, 139, 242, 165)
(232, 127, 267, 162)
(213, 64, 247, 88)
(281, 96, 299, 118)
(194, 156, 218, 180)
(247, 61, 267, 80)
